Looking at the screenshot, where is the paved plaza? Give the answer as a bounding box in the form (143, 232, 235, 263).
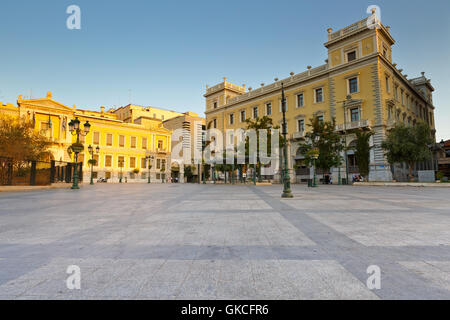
(0, 183, 450, 299)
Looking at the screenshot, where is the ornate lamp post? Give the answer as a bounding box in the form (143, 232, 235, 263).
(145, 155, 154, 183)
(88, 144, 100, 185)
(118, 159, 124, 183)
(310, 148, 320, 188)
(68, 117, 90, 189)
(281, 83, 293, 198)
(213, 160, 216, 184)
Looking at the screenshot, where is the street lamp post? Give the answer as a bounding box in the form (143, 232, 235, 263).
(68, 117, 91, 189)
(203, 161, 206, 184)
(311, 151, 319, 188)
(118, 159, 124, 183)
(281, 83, 293, 198)
(88, 144, 100, 185)
(145, 155, 154, 183)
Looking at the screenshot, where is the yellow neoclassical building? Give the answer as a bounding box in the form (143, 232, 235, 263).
(0, 92, 173, 183)
(204, 12, 436, 182)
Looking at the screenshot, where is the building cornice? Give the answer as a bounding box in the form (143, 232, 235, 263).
(206, 53, 380, 115)
(380, 56, 435, 110)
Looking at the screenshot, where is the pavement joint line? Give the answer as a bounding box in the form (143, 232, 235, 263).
(248, 185, 450, 299)
(1, 184, 450, 299)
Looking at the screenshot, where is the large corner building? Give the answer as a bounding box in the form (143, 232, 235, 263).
(204, 13, 436, 182)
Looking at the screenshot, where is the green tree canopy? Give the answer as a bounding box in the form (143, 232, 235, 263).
(243, 116, 280, 181)
(298, 117, 344, 173)
(352, 130, 373, 181)
(381, 121, 434, 181)
(0, 115, 51, 165)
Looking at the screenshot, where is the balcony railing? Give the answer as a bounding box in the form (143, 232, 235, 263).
(336, 119, 371, 131)
(292, 131, 305, 140)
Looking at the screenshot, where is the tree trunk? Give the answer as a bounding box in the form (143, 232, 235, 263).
(408, 163, 414, 182)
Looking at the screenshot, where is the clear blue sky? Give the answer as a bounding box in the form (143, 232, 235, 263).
(1, 0, 449, 140)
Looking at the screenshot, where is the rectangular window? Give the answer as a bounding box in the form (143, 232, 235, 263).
(119, 135, 125, 147)
(388, 106, 393, 120)
(394, 85, 399, 100)
(105, 155, 112, 167)
(105, 172, 111, 179)
(130, 157, 136, 168)
(350, 108, 360, 122)
(156, 159, 161, 169)
(349, 77, 358, 94)
(213, 102, 217, 109)
(401, 89, 405, 105)
(317, 115, 324, 123)
(266, 103, 272, 115)
(213, 119, 217, 128)
(253, 106, 258, 119)
(297, 94, 304, 108)
(93, 132, 100, 145)
(315, 88, 323, 103)
(79, 134, 85, 143)
(141, 158, 146, 169)
(40, 122, 49, 131)
(142, 137, 147, 149)
(385, 76, 390, 92)
(297, 119, 305, 132)
(118, 156, 124, 167)
(130, 136, 136, 148)
(157, 140, 163, 150)
(106, 134, 113, 146)
(240, 110, 246, 122)
(228, 131, 234, 144)
(229, 113, 234, 125)
(347, 51, 356, 62)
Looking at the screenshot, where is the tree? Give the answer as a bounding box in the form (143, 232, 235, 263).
(298, 117, 344, 176)
(184, 165, 194, 182)
(352, 130, 373, 181)
(381, 121, 434, 181)
(0, 115, 51, 165)
(244, 116, 278, 181)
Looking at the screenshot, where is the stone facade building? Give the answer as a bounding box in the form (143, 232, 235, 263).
(204, 12, 436, 182)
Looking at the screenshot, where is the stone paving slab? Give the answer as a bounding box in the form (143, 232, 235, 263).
(0, 184, 449, 299)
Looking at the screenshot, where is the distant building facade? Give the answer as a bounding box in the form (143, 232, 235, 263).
(0, 92, 172, 183)
(163, 112, 206, 182)
(204, 12, 437, 182)
(438, 140, 450, 179)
